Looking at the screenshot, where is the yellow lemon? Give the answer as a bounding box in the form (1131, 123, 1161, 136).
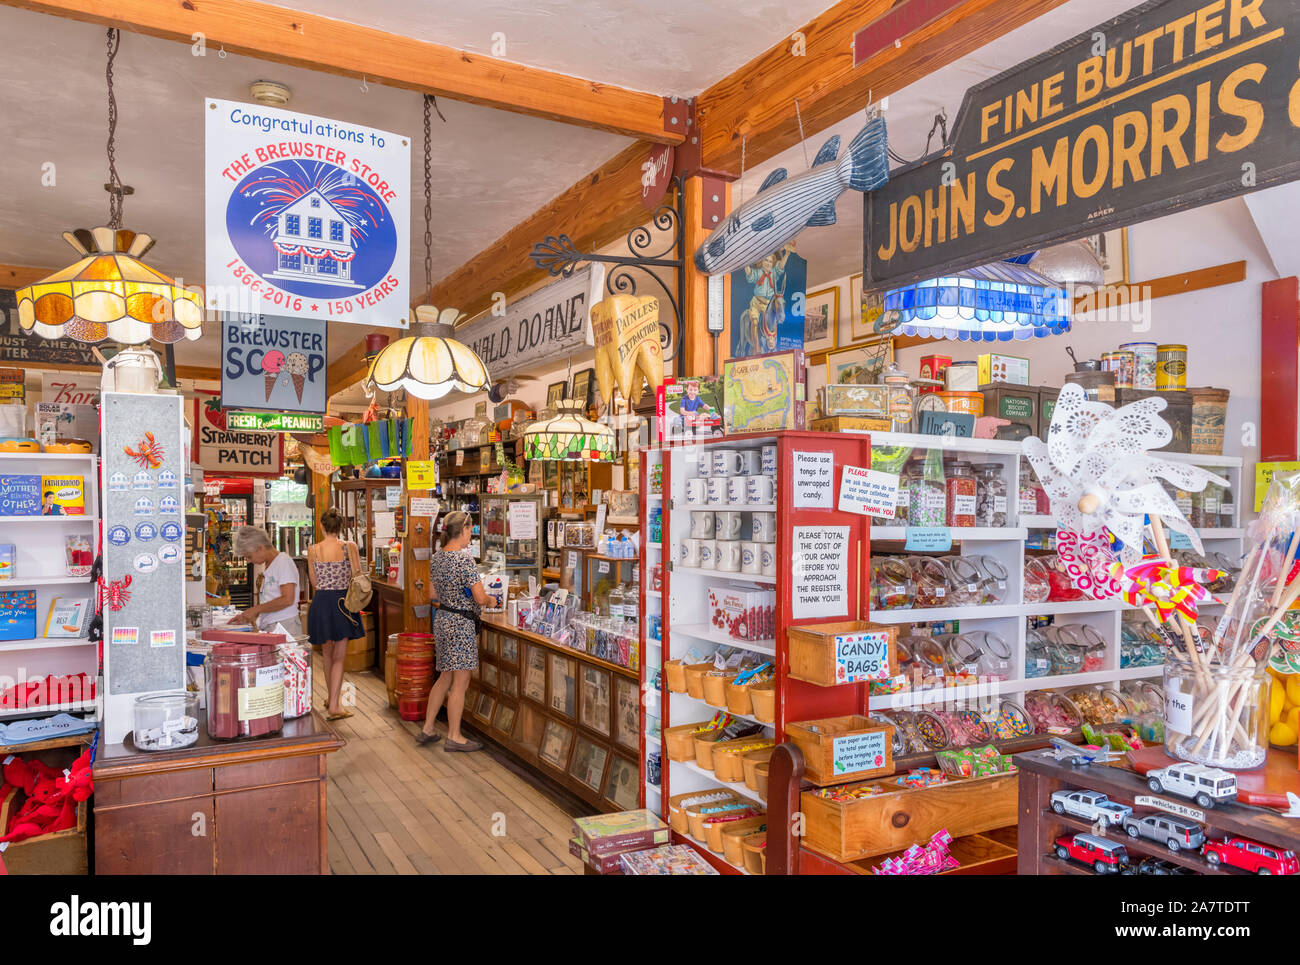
(1288, 706, 1300, 734)
(1271, 678, 1286, 722)
(1269, 720, 1298, 746)
(1288, 674, 1300, 707)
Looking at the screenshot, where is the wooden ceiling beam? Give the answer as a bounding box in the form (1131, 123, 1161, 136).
(4, 0, 682, 144)
(696, 0, 1070, 174)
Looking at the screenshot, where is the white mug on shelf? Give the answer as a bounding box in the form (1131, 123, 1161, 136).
(715, 511, 743, 540)
(685, 478, 707, 505)
(717, 541, 742, 572)
(698, 539, 717, 569)
(706, 478, 728, 506)
(689, 511, 715, 539)
(760, 545, 777, 576)
(680, 538, 702, 568)
(751, 512, 777, 543)
(737, 450, 762, 475)
(746, 474, 775, 505)
(761, 445, 778, 475)
(696, 455, 713, 478)
(727, 476, 748, 506)
(740, 541, 761, 574)
(711, 449, 743, 476)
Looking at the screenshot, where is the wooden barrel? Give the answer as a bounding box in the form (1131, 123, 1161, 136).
(395, 633, 435, 720)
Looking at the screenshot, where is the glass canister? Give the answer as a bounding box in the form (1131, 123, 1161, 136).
(1075, 624, 1108, 672)
(207, 643, 285, 740)
(973, 463, 1007, 527)
(940, 634, 980, 675)
(994, 700, 1033, 740)
(1023, 557, 1051, 603)
(1025, 627, 1051, 678)
(974, 555, 1010, 604)
(1164, 656, 1268, 769)
(898, 634, 946, 681)
(1025, 691, 1083, 733)
(278, 639, 313, 719)
(1068, 686, 1119, 725)
(943, 555, 984, 606)
(1018, 462, 1045, 517)
(1046, 553, 1086, 601)
(909, 449, 947, 527)
(883, 362, 915, 432)
(873, 557, 913, 610)
(967, 630, 1013, 679)
(133, 691, 200, 751)
(912, 557, 950, 608)
(1046, 625, 1086, 675)
(945, 461, 977, 527)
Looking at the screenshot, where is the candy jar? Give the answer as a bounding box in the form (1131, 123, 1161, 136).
(973, 463, 1008, 527)
(939, 634, 979, 675)
(1018, 462, 1047, 517)
(1075, 624, 1108, 671)
(912, 557, 950, 608)
(913, 710, 951, 750)
(1025, 627, 1051, 678)
(898, 634, 945, 682)
(909, 448, 948, 527)
(1046, 553, 1086, 601)
(974, 555, 1010, 604)
(943, 555, 983, 606)
(873, 557, 913, 610)
(1068, 686, 1119, 726)
(1046, 625, 1086, 675)
(1023, 556, 1051, 603)
(1024, 691, 1082, 733)
(967, 630, 1012, 679)
(870, 713, 909, 757)
(945, 460, 977, 527)
(994, 700, 1033, 740)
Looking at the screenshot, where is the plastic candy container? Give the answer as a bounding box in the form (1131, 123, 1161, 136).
(207, 643, 284, 740)
(1023, 557, 1051, 603)
(278, 640, 313, 719)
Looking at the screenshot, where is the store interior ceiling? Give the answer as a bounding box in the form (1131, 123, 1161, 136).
(5, 0, 1291, 405)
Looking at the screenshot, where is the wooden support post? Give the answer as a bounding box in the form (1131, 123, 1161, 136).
(766, 742, 805, 876)
(1261, 276, 1299, 462)
(681, 177, 729, 377)
(404, 395, 431, 635)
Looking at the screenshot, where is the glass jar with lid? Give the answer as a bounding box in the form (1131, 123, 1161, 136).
(133, 692, 200, 751)
(882, 362, 915, 432)
(207, 643, 284, 740)
(945, 460, 977, 527)
(1046, 625, 1087, 675)
(1018, 462, 1047, 517)
(1025, 627, 1051, 678)
(943, 555, 984, 606)
(909, 449, 947, 527)
(974, 554, 1010, 604)
(939, 633, 980, 675)
(973, 463, 1008, 527)
(873, 557, 913, 610)
(1023, 556, 1051, 603)
(898, 634, 946, 681)
(994, 700, 1033, 740)
(1072, 624, 1108, 672)
(912, 557, 950, 608)
(966, 629, 1013, 679)
(1024, 691, 1083, 733)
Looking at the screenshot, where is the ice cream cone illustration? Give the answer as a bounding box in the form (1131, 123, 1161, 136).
(262, 350, 286, 402)
(286, 352, 309, 404)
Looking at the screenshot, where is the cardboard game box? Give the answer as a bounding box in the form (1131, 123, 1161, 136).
(657, 376, 724, 442)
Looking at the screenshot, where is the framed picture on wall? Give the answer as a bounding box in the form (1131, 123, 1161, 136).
(546, 381, 567, 408)
(827, 339, 894, 386)
(848, 274, 886, 343)
(1086, 227, 1130, 286)
(570, 368, 594, 408)
(802, 285, 838, 354)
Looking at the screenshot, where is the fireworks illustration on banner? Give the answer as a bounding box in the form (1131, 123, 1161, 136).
(226, 159, 398, 299)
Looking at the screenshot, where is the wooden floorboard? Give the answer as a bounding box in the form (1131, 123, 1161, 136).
(318, 659, 579, 875)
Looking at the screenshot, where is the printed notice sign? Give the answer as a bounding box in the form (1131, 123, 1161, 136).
(905, 527, 953, 552)
(838, 465, 898, 518)
(834, 631, 893, 683)
(1134, 795, 1206, 823)
(832, 730, 888, 776)
(406, 460, 437, 489)
(791, 526, 849, 619)
(508, 500, 538, 540)
(792, 451, 834, 508)
(409, 497, 438, 517)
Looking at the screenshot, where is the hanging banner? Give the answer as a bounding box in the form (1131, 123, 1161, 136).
(205, 98, 410, 328)
(865, 0, 1300, 290)
(590, 294, 664, 406)
(220, 312, 327, 413)
(193, 389, 283, 476)
(454, 267, 594, 381)
(41, 371, 100, 406)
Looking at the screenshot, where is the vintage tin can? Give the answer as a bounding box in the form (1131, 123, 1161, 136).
(1156, 344, 1188, 390)
(1120, 341, 1157, 389)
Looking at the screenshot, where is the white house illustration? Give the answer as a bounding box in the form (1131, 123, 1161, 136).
(267, 190, 364, 289)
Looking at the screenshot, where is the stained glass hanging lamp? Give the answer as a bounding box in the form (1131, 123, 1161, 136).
(364, 94, 489, 400)
(523, 400, 615, 463)
(881, 261, 1071, 342)
(14, 30, 203, 345)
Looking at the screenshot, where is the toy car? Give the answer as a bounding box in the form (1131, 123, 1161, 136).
(1145, 763, 1237, 808)
(1053, 832, 1130, 873)
(1202, 836, 1299, 875)
(1121, 856, 1195, 876)
(1122, 812, 1205, 852)
(1050, 789, 1133, 827)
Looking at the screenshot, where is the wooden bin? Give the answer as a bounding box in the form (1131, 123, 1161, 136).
(742, 746, 775, 791)
(755, 761, 770, 801)
(722, 818, 768, 866)
(704, 812, 766, 854)
(749, 682, 776, 723)
(664, 659, 688, 693)
(714, 739, 774, 784)
(787, 621, 898, 688)
(2, 800, 87, 874)
(684, 662, 714, 700)
(668, 789, 740, 836)
(801, 771, 1017, 862)
(693, 730, 727, 770)
(702, 670, 733, 707)
(664, 722, 714, 762)
(685, 794, 750, 840)
(741, 832, 767, 875)
(785, 715, 895, 786)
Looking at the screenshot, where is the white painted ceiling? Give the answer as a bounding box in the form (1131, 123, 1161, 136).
(274, 0, 836, 95)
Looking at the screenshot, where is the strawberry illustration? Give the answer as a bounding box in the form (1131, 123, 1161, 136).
(205, 395, 228, 431)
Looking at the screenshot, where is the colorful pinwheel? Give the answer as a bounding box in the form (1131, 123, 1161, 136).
(1110, 559, 1224, 624)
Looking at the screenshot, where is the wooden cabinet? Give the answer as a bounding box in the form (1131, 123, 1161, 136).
(93, 713, 343, 875)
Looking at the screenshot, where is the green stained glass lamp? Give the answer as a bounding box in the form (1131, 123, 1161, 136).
(523, 400, 615, 463)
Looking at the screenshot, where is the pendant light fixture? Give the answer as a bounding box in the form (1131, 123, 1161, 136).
(523, 399, 615, 463)
(15, 30, 203, 345)
(364, 95, 489, 400)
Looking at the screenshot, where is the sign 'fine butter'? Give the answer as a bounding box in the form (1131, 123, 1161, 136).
(865, 0, 1300, 289)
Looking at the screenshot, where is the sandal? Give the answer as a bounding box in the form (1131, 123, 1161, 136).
(444, 737, 483, 753)
(326, 710, 354, 721)
(415, 729, 443, 745)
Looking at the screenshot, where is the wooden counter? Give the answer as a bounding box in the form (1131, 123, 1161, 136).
(93, 711, 344, 875)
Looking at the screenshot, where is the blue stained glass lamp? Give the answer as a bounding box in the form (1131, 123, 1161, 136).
(882, 262, 1071, 342)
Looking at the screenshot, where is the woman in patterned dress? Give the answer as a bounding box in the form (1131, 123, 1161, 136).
(307, 508, 363, 720)
(417, 511, 490, 752)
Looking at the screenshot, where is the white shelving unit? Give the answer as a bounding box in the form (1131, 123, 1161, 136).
(857, 433, 1244, 714)
(640, 448, 665, 811)
(0, 452, 100, 719)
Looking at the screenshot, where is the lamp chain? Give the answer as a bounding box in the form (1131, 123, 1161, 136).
(105, 28, 123, 229)
(422, 94, 434, 295)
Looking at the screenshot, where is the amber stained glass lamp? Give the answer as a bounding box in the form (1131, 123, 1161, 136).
(365, 307, 490, 400)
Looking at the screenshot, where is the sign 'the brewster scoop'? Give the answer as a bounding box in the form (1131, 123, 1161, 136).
(205, 99, 410, 328)
(865, 0, 1300, 290)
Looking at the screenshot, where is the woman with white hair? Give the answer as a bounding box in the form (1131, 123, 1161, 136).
(230, 526, 302, 636)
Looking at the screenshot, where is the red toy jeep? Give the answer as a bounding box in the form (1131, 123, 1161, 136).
(1054, 833, 1130, 873)
(1202, 836, 1298, 875)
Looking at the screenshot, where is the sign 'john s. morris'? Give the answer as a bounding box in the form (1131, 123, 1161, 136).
(865, 0, 1300, 289)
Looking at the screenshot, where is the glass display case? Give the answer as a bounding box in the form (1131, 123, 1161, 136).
(479, 493, 545, 585)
